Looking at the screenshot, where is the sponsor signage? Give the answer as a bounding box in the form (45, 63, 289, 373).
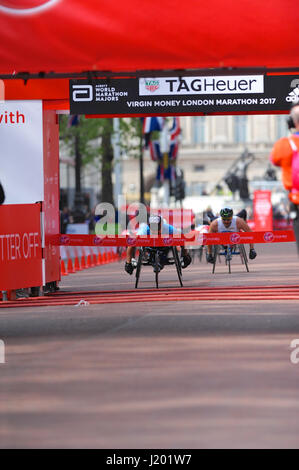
(0, 204, 42, 290)
(230, 233, 241, 244)
(0, 100, 44, 204)
(56, 231, 295, 247)
(70, 74, 299, 116)
(254, 190, 273, 231)
(43, 109, 60, 283)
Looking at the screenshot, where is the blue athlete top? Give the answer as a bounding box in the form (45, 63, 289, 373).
(137, 222, 178, 235)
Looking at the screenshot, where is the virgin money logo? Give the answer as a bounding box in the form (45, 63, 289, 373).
(263, 232, 274, 242)
(230, 233, 240, 244)
(93, 236, 104, 246)
(0, 0, 60, 15)
(126, 237, 137, 246)
(60, 235, 70, 245)
(162, 238, 173, 246)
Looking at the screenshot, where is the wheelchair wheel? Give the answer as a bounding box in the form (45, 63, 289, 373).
(240, 244, 249, 272)
(154, 251, 159, 289)
(226, 246, 232, 274)
(135, 248, 143, 288)
(173, 247, 183, 287)
(228, 256, 231, 274)
(212, 245, 219, 273)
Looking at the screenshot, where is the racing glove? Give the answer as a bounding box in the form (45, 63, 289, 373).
(125, 262, 134, 275)
(249, 248, 257, 260)
(207, 253, 215, 264)
(181, 253, 192, 269)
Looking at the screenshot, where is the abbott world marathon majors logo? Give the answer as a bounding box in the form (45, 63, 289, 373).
(0, 0, 61, 15)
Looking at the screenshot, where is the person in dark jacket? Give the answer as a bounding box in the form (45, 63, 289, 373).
(0, 181, 5, 205)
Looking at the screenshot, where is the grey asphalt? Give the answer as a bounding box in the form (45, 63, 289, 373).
(1, 242, 299, 448)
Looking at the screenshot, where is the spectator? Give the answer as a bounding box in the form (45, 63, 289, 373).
(60, 206, 70, 234)
(270, 103, 299, 249)
(0, 181, 5, 205)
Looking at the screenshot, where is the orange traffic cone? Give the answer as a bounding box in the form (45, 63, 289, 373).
(87, 254, 92, 268)
(97, 252, 102, 265)
(67, 257, 76, 274)
(61, 259, 68, 276)
(81, 254, 86, 269)
(74, 256, 81, 271)
(93, 253, 97, 266)
(102, 251, 107, 264)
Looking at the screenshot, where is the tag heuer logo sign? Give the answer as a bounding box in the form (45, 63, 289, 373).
(145, 80, 160, 92)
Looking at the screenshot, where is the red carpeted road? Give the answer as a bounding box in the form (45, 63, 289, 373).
(1, 242, 299, 448)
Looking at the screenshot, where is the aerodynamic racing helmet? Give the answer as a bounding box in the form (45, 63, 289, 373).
(220, 207, 233, 219)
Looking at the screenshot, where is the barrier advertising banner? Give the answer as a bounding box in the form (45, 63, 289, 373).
(43, 109, 60, 283)
(254, 190, 273, 231)
(70, 74, 299, 116)
(0, 204, 42, 290)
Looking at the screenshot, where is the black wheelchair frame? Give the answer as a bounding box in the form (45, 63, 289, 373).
(135, 246, 183, 289)
(212, 244, 249, 274)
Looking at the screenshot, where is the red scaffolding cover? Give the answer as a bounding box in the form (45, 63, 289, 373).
(0, 0, 298, 75)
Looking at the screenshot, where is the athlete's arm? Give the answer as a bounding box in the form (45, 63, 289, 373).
(126, 224, 148, 264)
(236, 217, 254, 250)
(126, 246, 134, 263)
(166, 224, 190, 260)
(207, 220, 218, 254)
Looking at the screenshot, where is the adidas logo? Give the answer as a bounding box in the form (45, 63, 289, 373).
(286, 86, 299, 103)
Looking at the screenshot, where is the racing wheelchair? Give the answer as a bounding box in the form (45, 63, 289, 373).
(134, 246, 183, 288)
(211, 243, 249, 274)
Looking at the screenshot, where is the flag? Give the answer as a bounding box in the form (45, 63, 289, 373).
(141, 117, 165, 148)
(156, 164, 164, 182)
(149, 140, 162, 161)
(142, 117, 165, 133)
(169, 140, 179, 161)
(169, 117, 180, 141)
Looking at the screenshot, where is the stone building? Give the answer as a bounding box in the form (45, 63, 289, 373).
(60, 114, 289, 208)
(122, 114, 288, 201)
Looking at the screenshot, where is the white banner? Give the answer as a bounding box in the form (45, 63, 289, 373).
(0, 100, 43, 204)
(139, 75, 264, 96)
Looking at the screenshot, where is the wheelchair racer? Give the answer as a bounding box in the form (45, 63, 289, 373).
(207, 207, 257, 263)
(125, 214, 191, 274)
